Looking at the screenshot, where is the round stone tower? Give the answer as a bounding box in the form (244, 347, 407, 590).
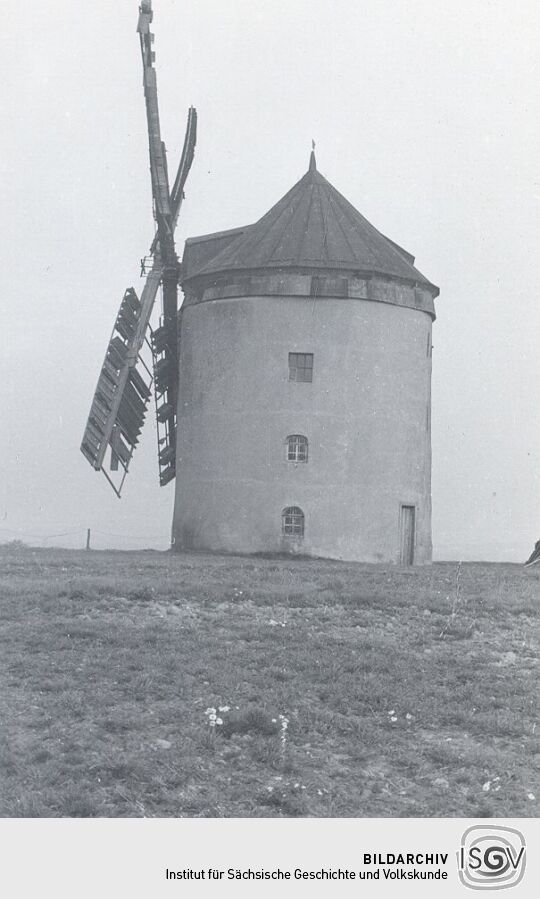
(172, 153, 438, 563)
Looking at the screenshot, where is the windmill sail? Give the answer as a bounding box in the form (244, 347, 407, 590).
(81, 272, 160, 496)
(167, 107, 198, 242)
(147, 106, 198, 258)
(151, 107, 197, 486)
(80, 0, 197, 496)
(138, 1, 174, 251)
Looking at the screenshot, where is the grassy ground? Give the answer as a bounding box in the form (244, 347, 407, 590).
(0, 544, 538, 818)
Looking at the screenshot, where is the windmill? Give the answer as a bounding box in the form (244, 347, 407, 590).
(80, 1, 197, 496)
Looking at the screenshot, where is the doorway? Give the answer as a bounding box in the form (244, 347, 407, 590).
(399, 505, 416, 565)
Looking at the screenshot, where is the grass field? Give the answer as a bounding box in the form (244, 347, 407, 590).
(0, 544, 538, 818)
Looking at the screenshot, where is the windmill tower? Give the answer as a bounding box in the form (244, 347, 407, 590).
(172, 151, 439, 564)
(81, 3, 439, 565)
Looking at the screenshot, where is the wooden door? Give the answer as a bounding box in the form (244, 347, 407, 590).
(399, 505, 416, 565)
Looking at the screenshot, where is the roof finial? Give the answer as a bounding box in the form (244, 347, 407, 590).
(309, 139, 317, 172)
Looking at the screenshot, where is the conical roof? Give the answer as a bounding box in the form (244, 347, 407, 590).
(184, 152, 438, 294)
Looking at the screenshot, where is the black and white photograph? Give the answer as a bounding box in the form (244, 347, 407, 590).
(1, 0, 538, 873)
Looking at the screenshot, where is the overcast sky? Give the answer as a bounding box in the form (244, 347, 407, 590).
(1, 0, 539, 560)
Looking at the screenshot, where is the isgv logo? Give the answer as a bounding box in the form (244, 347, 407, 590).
(458, 826, 526, 890)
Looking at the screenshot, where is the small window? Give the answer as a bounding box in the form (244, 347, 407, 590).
(289, 352, 313, 382)
(282, 506, 305, 537)
(286, 435, 308, 463)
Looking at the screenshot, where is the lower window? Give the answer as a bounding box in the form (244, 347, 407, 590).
(282, 506, 305, 537)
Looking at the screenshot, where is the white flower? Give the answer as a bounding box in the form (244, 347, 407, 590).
(204, 707, 216, 715)
(216, 717, 223, 726)
(405, 713, 413, 720)
(209, 720, 216, 727)
(482, 781, 491, 792)
(388, 710, 395, 715)
(218, 706, 230, 713)
(527, 793, 535, 801)
(390, 716, 397, 722)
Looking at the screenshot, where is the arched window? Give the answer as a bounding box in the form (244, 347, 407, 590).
(286, 434, 308, 463)
(282, 506, 305, 538)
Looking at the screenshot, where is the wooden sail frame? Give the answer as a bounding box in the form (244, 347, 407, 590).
(80, 1, 196, 496)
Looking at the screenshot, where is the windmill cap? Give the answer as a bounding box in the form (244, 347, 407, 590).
(183, 154, 438, 297)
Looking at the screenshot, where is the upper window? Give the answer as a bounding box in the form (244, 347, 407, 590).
(282, 506, 305, 537)
(286, 435, 308, 463)
(289, 353, 313, 382)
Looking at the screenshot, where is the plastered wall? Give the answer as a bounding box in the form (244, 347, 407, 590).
(172, 293, 433, 563)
